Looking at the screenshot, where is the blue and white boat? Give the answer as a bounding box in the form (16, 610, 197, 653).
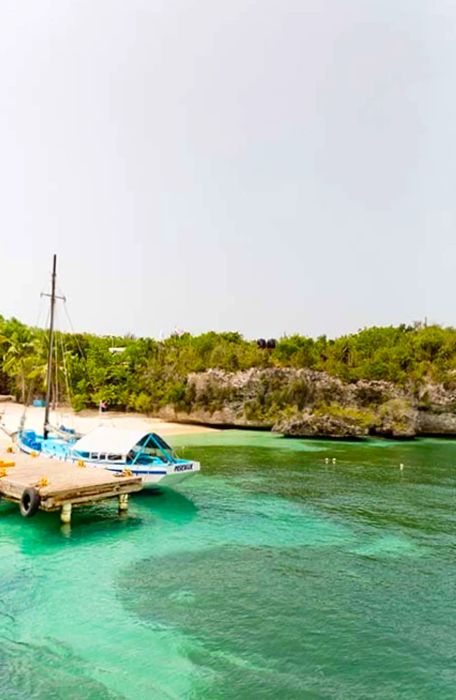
(16, 254, 200, 486)
(18, 426, 200, 486)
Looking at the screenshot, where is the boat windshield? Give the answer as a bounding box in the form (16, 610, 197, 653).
(127, 433, 175, 464)
(151, 433, 173, 452)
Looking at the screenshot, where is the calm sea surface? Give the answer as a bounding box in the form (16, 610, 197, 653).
(0, 431, 455, 699)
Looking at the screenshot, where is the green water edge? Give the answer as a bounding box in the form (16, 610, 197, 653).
(0, 430, 455, 699)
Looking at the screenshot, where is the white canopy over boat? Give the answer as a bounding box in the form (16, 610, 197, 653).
(72, 428, 152, 456)
(18, 424, 199, 486)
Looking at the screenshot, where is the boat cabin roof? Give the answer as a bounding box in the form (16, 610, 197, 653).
(72, 427, 171, 456)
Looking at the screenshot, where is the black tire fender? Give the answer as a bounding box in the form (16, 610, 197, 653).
(20, 487, 41, 518)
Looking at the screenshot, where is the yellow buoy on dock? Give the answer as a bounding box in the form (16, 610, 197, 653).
(0, 460, 15, 468)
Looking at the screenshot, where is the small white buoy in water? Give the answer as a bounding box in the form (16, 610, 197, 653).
(400, 463, 404, 471)
(332, 457, 336, 465)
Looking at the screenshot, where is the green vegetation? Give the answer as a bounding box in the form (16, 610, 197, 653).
(314, 403, 376, 431)
(1, 316, 455, 413)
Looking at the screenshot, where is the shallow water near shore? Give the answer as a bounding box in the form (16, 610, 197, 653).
(0, 431, 455, 699)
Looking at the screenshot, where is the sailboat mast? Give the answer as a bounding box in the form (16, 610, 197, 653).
(43, 254, 57, 438)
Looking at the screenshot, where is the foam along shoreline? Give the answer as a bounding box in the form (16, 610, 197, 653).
(0, 402, 219, 445)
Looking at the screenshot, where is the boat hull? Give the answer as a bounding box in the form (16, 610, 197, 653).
(72, 459, 200, 487)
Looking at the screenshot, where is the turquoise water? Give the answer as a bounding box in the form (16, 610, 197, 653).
(0, 431, 455, 699)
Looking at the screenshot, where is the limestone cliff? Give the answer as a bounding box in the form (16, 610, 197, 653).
(159, 368, 456, 439)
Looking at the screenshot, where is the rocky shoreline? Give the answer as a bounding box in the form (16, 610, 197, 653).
(159, 368, 456, 439)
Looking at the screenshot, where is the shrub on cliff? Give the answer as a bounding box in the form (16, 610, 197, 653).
(314, 403, 376, 432)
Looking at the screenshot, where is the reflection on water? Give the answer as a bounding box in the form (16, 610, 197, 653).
(134, 485, 199, 525)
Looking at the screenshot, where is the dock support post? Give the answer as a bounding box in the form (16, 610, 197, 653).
(61, 503, 72, 524)
(118, 494, 129, 513)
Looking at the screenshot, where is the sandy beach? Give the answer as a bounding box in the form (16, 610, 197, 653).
(0, 401, 217, 445)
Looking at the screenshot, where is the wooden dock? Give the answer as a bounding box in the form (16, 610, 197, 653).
(0, 449, 143, 524)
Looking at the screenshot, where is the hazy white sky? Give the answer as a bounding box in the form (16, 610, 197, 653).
(0, 0, 455, 339)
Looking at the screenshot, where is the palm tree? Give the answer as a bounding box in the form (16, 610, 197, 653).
(1, 322, 46, 403)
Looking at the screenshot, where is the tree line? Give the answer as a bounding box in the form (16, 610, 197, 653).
(1, 315, 455, 413)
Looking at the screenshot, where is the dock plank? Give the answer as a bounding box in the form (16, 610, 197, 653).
(0, 450, 142, 512)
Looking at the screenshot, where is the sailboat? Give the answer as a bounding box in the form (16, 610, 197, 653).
(16, 256, 200, 486)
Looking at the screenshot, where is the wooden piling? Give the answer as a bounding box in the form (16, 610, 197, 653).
(61, 503, 72, 524)
(118, 493, 129, 512)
